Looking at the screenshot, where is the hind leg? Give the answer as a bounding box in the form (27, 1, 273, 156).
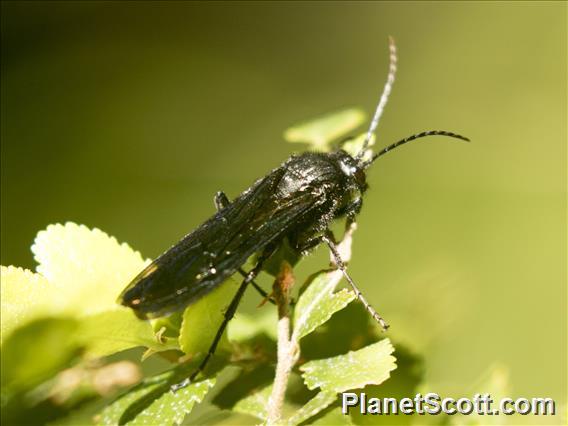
(172, 246, 275, 391)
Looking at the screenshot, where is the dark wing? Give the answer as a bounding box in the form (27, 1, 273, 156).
(119, 166, 322, 319)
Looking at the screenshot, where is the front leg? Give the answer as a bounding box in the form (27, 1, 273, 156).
(342, 197, 363, 222)
(322, 229, 389, 331)
(291, 227, 340, 254)
(291, 234, 324, 255)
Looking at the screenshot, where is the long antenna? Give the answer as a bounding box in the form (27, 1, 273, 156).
(361, 130, 470, 168)
(355, 36, 398, 162)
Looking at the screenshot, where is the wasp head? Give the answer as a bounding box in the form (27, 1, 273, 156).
(333, 149, 368, 193)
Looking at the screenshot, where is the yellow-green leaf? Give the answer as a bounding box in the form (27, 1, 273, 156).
(227, 307, 278, 342)
(80, 308, 178, 358)
(292, 224, 357, 342)
(311, 407, 353, 425)
(31, 222, 149, 316)
(292, 274, 355, 342)
(284, 108, 365, 151)
(285, 391, 337, 426)
(300, 339, 396, 393)
(99, 371, 215, 425)
(178, 277, 239, 356)
(2, 223, 167, 357)
(0, 266, 61, 344)
(1, 317, 82, 396)
(232, 384, 272, 421)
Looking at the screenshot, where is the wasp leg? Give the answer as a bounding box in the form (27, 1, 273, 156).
(294, 236, 323, 254)
(334, 198, 363, 223)
(171, 247, 274, 392)
(237, 267, 276, 306)
(214, 192, 276, 306)
(214, 191, 231, 211)
(321, 230, 389, 331)
(345, 198, 363, 222)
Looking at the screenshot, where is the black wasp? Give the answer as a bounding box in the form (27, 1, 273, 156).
(119, 37, 469, 389)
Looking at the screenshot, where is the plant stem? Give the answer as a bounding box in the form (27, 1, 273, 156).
(266, 262, 298, 425)
(266, 222, 356, 424)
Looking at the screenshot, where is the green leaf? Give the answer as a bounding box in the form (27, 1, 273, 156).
(0, 266, 60, 344)
(1, 317, 82, 397)
(31, 222, 149, 316)
(300, 339, 396, 393)
(292, 271, 355, 342)
(347, 343, 424, 426)
(2, 223, 178, 361)
(151, 311, 183, 340)
(285, 391, 337, 426)
(299, 302, 381, 362)
(310, 407, 353, 425)
(178, 277, 239, 356)
(99, 370, 215, 425)
(232, 384, 272, 421)
(283, 108, 365, 151)
(211, 365, 276, 411)
(292, 223, 357, 342)
(79, 308, 179, 358)
(227, 307, 278, 342)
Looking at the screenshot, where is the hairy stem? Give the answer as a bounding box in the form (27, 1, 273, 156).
(266, 262, 298, 425)
(266, 222, 356, 424)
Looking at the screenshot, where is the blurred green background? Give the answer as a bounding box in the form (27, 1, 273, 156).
(1, 0, 566, 423)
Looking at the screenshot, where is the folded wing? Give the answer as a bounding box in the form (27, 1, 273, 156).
(119, 166, 323, 318)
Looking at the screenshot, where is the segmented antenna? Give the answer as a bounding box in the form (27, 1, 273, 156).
(355, 36, 397, 162)
(362, 130, 470, 168)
